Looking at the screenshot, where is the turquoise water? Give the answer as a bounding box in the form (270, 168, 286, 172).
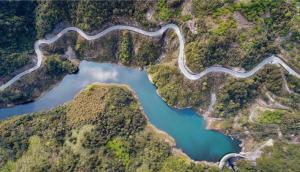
(0, 61, 240, 161)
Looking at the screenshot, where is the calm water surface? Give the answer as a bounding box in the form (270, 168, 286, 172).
(0, 61, 240, 161)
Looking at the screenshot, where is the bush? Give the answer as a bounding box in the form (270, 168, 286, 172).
(135, 39, 161, 67)
(45, 55, 78, 75)
(257, 110, 285, 125)
(192, 0, 223, 17)
(118, 31, 132, 65)
(156, 0, 172, 21)
(148, 64, 209, 108)
(0, 52, 30, 77)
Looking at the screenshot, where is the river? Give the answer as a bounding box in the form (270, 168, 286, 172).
(0, 61, 241, 162)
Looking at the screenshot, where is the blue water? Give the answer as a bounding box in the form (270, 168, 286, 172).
(0, 61, 240, 161)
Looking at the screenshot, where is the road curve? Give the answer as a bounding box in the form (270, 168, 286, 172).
(1, 24, 299, 91)
(218, 153, 245, 170)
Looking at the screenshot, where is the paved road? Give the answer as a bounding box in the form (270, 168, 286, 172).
(219, 139, 274, 170)
(0, 24, 299, 168)
(0, 24, 299, 90)
(219, 153, 245, 170)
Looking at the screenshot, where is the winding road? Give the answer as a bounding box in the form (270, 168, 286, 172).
(0, 24, 300, 168)
(1, 24, 300, 91)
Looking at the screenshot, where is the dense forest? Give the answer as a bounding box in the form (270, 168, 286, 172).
(215, 65, 286, 117)
(0, 1, 36, 81)
(148, 64, 210, 108)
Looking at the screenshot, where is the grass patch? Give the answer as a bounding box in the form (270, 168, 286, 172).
(257, 110, 285, 125)
(1, 136, 49, 172)
(107, 137, 130, 167)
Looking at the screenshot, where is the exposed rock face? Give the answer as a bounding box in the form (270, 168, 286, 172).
(233, 11, 253, 30)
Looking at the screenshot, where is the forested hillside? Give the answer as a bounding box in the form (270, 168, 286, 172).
(0, 0, 150, 83)
(0, 1, 36, 81)
(185, 0, 299, 72)
(0, 0, 156, 106)
(1, 0, 300, 81)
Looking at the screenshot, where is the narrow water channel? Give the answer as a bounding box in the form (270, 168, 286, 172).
(0, 61, 241, 161)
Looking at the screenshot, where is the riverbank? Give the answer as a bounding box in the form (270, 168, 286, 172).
(0, 57, 79, 109)
(146, 116, 218, 167)
(147, 71, 244, 165)
(116, 81, 219, 166)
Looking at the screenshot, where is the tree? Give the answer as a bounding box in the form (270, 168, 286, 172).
(185, 41, 207, 72)
(118, 31, 132, 65)
(192, 0, 223, 17)
(45, 55, 77, 75)
(35, 1, 69, 37)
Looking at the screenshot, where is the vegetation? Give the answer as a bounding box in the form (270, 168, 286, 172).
(1, 1, 300, 170)
(192, 0, 223, 17)
(156, 0, 172, 21)
(1, 136, 50, 172)
(184, 0, 299, 74)
(0, 1, 36, 81)
(184, 41, 206, 72)
(73, 31, 162, 67)
(148, 64, 209, 108)
(75, 32, 119, 62)
(106, 137, 130, 167)
(0, 0, 152, 84)
(155, 0, 183, 21)
(160, 156, 216, 172)
(74, 0, 135, 31)
(257, 110, 285, 125)
(185, 35, 242, 73)
(35, 1, 139, 36)
(0, 52, 31, 79)
(0, 1, 36, 51)
(0, 84, 218, 172)
(134, 39, 161, 67)
(215, 78, 259, 117)
(215, 65, 285, 117)
(249, 110, 300, 141)
(35, 1, 69, 38)
(45, 55, 78, 75)
(0, 55, 77, 108)
(237, 142, 300, 171)
(286, 74, 300, 94)
(118, 31, 132, 65)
